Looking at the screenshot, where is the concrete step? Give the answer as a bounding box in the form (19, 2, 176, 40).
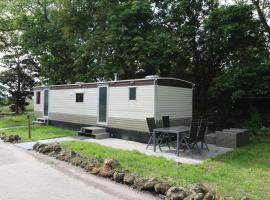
(80, 126, 107, 134)
(78, 126, 109, 139)
(78, 131, 110, 139)
(32, 121, 46, 125)
(93, 132, 110, 139)
(37, 118, 48, 122)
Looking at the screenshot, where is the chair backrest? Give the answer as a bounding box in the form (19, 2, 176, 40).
(197, 119, 208, 139)
(146, 117, 157, 133)
(189, 120, 199, 139)
(162, 116, 170, 128)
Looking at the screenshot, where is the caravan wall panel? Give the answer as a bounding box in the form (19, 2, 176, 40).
(108, 85, 155, 132)
(156, 86, 193, 125)
(48, 88, 98, 124)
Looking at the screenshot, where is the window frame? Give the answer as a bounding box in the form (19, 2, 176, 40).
(75, 93, 84, 103)
(36, 91, 41, 104)
(128, 87, 137, 101)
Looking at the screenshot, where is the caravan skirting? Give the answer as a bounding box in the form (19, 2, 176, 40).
(49, 120, 150, 143)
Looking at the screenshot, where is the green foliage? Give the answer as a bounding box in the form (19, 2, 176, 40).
(0, 33, 39, 113)
(206, 4, 270, 127)
(62, 140, 270, 199)
(0, 0, 269, 127)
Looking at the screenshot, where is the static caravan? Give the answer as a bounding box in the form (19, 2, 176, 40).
(33, 77, 194, 143)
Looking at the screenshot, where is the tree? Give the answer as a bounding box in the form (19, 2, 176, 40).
(207, 4, 270, 126)
(0, 33, 39, 113)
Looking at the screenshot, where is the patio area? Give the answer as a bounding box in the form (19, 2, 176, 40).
(16, 135, 232, 164)
(79, 137, 232, 164)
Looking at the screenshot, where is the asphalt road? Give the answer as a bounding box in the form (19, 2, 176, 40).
(0, 142, 158, 200)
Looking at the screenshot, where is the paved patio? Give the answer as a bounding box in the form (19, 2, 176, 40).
(83, 138, 232, 164)
(16, 136, 232, 164)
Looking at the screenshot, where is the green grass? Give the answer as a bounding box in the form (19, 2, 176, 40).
(0, 105, 13, 114)
(3, 125, 76, 142)
(0, 113, 34, 128)
(0, 114, 76, 141)
(61, 139, 270, 200)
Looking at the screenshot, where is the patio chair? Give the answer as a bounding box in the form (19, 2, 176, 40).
(197, 119, 209, 151)
(181, 120, 201, 154)
(162, 116, 170, 128)
(162, 116, 175, 149)
(146, 117, 162, 151)
(146, 117, 172, 151)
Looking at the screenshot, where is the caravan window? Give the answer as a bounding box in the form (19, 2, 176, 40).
(76, 93, 84, 102)
(36, 91, 41, 104)
(129, 87, 136, 100)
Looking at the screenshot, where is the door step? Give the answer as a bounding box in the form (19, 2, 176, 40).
(32, 118, 48, 125)
(78, 126, 109, 139)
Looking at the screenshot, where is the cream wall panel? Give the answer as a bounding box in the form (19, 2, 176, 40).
(49, 88, 97, 117)
(49, 112, 97, 125)
(108, 117, 149, 132)
(108, 85, 155, 120)
(156, 86, 192, 120)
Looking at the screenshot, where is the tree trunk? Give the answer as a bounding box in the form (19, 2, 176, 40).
(252, 0, 270, 39)
(16, 62, 21, 114)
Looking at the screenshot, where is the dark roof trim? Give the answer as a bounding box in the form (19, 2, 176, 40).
(156, 79, 193, 88)
(50, 83, 97, 90)
(33, 78, 194, 90)
(109, 79, 154, 87)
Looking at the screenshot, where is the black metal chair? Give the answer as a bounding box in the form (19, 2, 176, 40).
(162, 116, 170, 128)
(197, 119, 209, 151)
(162, 116, 175, 149)
(182, 120, 201, 154)
(146, 117, 163, 151)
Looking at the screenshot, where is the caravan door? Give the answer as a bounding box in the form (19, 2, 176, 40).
(43, 89, 49, 117)
(97, 85, 108, 125)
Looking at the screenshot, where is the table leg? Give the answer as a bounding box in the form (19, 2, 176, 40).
(153, 130, 156, 152)
(177, 133, 179, 157)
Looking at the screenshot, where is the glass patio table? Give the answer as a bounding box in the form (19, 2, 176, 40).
(153, 126, 190, 157)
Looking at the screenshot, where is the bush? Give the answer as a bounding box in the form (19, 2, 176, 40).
(245, 113, 270, 136)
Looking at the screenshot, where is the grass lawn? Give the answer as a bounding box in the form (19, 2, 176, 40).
(0, 114, 76, 141)
(0, 113, 34, 128)
(0, 105, 12, 114)
(61, 139, 270, 200)
(2, 125, 76, 142)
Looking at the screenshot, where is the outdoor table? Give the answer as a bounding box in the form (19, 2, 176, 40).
(153, 126, 190, 157)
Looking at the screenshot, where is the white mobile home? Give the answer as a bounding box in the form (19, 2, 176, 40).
(33, 77, 194, 142)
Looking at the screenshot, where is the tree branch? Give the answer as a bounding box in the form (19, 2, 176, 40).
(37, 0, 50, 23)
(252, 0, 270, 37)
